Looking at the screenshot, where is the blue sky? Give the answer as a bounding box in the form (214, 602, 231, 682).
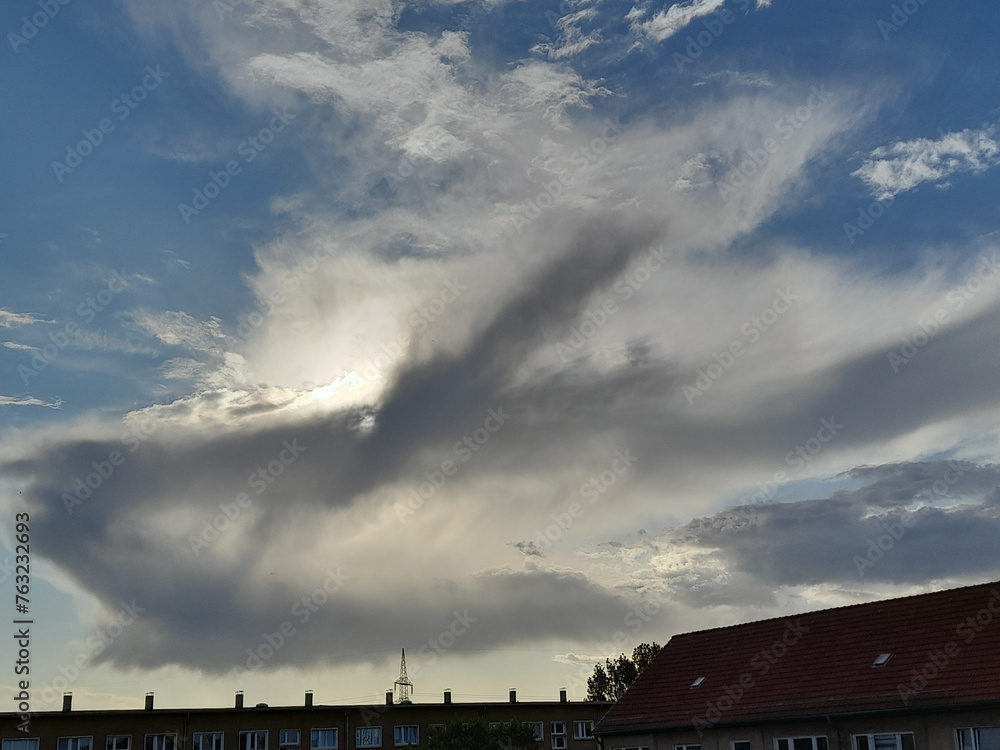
(4, 0, 1000, 713)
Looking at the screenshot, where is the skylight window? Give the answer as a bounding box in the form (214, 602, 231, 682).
(689, 676, 705, 688)
(872, 653, 892, 667)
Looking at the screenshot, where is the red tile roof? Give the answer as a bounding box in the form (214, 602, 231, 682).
(596, 581, 1000, 734)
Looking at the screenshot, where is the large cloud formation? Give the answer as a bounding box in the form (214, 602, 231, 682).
(4, 0, 1000, 681)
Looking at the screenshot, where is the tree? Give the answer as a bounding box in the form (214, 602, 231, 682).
(586, 642, 661, 701)
(427, 719, 540, 750)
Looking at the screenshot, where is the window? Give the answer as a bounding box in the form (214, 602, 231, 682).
(574, 722, 595, 740)
(872, 653, 892, 667)
(280, 732, 300, 750)
(310, 730, 337, 750)
(854, 734, 914, 750)
(775, 739, 828, 750)
(108, 738, 132, 750)
(356, 727, 382, 749)
(59, 739, 94, 750)
(690, 677, 706, 688)
(733, 743, 752, 750)
(393, 727, 418, 747)
(3, 742, 39, 750)
(958, 729, 1000, 750)
(145, 736, 177, 750)
(551, 723, 566, 750)
(527, 724, 544, 742)
(193, 735, 224, 750)
(239, 732, 267, 750)
(426, 727, 445, 738)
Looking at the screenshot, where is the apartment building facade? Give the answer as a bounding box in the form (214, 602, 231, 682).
(1, 689, 612, 750)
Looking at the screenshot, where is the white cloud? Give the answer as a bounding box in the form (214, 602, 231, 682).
(125, 309, 227, 353)
(854, 125, 1000, 200)
(632, 0, 728, 42)
(0, 309, 48, 328)
(0, 394, 62, 408)
(698, 70, 773, 88)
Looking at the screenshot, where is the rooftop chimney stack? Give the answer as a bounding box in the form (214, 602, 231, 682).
(62, 693, 72, 712)
(386, 691, 393, 706)
(509, 688, 517, 704)
(144, 692, 154, 711)
(560, 689, 567, 703)
(305, 691, 313, 707)
(236, 691, 244, 709)
(443, 689, 452, 704)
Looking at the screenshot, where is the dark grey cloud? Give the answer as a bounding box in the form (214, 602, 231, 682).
(4, 211, 669, 672)
(89, 567, 629, 675)
(641, 460, 1000, 608)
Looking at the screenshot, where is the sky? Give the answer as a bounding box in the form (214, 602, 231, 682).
(3, 0, 1000, 713)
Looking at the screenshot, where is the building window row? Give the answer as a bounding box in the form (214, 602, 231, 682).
(7, 722, 611, 750)
(2, 731, 341, 750)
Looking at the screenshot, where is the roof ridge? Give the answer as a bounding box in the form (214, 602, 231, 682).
(666, 579, 1000, 640)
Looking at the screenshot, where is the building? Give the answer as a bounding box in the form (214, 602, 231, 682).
(595, 581, 1000, 750)
(1, 688, 611, 750)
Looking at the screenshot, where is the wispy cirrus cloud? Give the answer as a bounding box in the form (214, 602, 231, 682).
(0, 309, 50, 328)
(631, 0, 728, 42)
(854, 125, 1000, 200)
(0, 394, 62, 408)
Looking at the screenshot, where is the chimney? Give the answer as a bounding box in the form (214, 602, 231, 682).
(305, 691, 314, 707)
(559, 689, 567, 703)
(443, 689, 452, 705)
(509, 689, 516, 704)
(144, 692, 154, 711)
(236, 691, 244, 709)
(386, 691, 393, 706)
(62, 693, 72, 712)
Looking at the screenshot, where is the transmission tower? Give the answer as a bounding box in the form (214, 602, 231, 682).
(394, 648, 413, 704)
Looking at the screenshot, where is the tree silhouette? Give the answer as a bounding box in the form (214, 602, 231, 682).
(586, 642, 661, 701)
